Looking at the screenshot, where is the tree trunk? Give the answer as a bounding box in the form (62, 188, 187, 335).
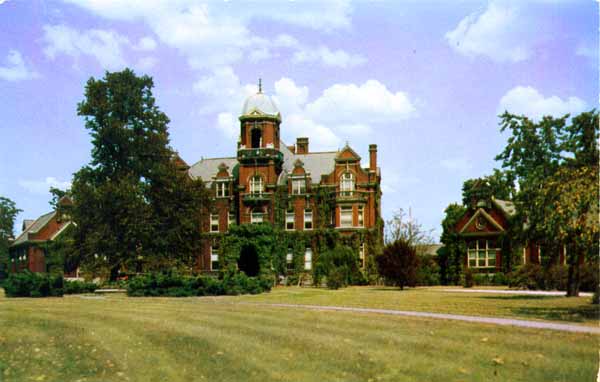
(109, 264, 120, 282)
(566, 253, 581, 297)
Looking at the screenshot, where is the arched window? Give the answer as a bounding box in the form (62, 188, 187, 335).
(251, 129, 262, 148)
(250, 175, 264, 195)
(340, 172, 355, 196)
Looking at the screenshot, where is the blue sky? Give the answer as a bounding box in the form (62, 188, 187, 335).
(0, 0, 596, 239)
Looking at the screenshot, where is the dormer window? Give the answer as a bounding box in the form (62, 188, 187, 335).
(216, 181, 229, 198)
(250, 175, 264, 195)
(292, 178, 306, 195)
(340, 172, 355, 196)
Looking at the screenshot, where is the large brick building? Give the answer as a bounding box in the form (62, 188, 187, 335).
(188, 85, 382, 273)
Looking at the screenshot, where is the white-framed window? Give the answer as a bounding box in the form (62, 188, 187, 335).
(250, 175, 264, 195)
(467, 239, 498, 268)
(304, 248, 312, 270)
(358, 205, 364, 227)
(340, 206, 353, 228)
(292, 178, 306, 195)
(216, 181, 229, 197)
(228, 212, 235, 228)
(286, 251, 294, 271)
(304, 209, 313, 230)
(210, 214, 219, 232)
(359, 242, 365, 268)
(251, 208, 264, 224)
(210, 246, 219, 270)
(286, 211, 295, 230)
(340, 172, 355, 196)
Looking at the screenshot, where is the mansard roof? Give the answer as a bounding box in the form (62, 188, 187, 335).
(189, 157, 239, 186)
(189, 140, 339, 186)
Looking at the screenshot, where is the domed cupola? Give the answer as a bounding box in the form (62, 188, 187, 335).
(240, 79, 281, 120)
(238, 79, 282, 151)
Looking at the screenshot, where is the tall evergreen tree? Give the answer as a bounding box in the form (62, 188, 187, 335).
(71, 69, 209, 280)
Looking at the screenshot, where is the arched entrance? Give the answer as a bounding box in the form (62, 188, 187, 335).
(238, 244, 260, 276)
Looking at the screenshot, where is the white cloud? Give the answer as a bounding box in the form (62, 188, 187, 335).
(305, 80, 416, 124)
(193, 72, 416, 151)
(42, 24, 129, 70)
(498, 86, 587, 120)
(216, 112, 238, 139)
(63, 1, 357, 70)
(445, 1, 533, 63)
(133, 36, 157, 51)
(0, 50, 39, 81)
(440, 158, 473, 172)
(18, 177, 71, 195)
(292, 46, 366, 68)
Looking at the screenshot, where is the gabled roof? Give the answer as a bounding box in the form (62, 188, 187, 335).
(459, 208, 505, 234)
(336, 144, 361, 161)
(11, 211, 56, 247)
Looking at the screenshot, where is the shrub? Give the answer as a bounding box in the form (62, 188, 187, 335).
(508, 264, 544, 290)
(592, 285, 599, 305)
(326, 268, 346, 290)
(63, 280, 97, 294)
(416, 255, 440, 286)
(126, 271, 271, 297)
(376, 239, 419, 290)
(579, 261, 599, 292)
(4, 271, 64, 297)
(314, 245, 362, 289)
(472, 273, 489, 286)
(491, 272, 508, 286)
(544, 265, 568, 291)
(463, 269, 474, 288)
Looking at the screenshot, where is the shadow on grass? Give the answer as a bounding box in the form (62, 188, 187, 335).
(513, 305, 600, 323)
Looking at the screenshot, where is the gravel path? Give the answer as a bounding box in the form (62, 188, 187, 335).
(442, 288, 593, 297)
(255, 303, 600, 334)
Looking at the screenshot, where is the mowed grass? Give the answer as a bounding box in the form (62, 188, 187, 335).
(233, 286, 600, 326)
(0, 288, 598, 382)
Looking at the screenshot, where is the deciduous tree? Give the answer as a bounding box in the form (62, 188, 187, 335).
(376, 239, 419, 290)
(0, 196, 21, 279)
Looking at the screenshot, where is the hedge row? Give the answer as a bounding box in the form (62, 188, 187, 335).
(127, 272, 273, 297)
(463, 263, 598, 292)
(3, 272, 64, 297)
(2, 272, 100, 297)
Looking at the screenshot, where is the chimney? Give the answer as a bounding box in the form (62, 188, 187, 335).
(369, 144, 377, 171)
(296, 137, 309, 154)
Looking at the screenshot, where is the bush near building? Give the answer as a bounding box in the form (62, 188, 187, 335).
(126, 271, 273, 297)
(3, 271, 64, 297)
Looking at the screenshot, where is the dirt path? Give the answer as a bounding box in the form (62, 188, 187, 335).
(251, 303, 600, 334)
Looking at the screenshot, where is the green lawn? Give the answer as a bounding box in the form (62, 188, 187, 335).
(0, 287, 597, 382)
(233, 286, 599, 326)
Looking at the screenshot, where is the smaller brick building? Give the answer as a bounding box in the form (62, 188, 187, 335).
(454, 197, 567, 272)
(9, 196, 76, 275)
